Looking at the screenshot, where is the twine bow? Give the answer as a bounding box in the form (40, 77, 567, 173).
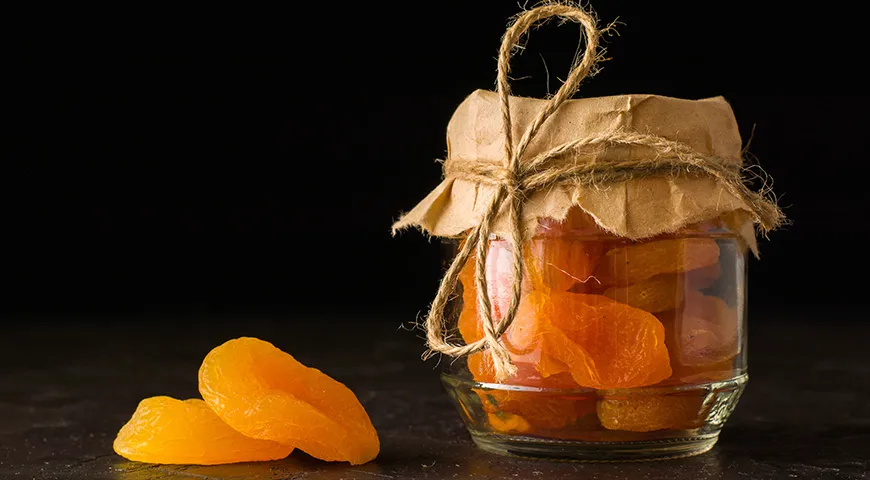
(422, 3, 784, 382)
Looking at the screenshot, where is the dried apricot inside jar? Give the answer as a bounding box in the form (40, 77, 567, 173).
(441, 208, 748, 460)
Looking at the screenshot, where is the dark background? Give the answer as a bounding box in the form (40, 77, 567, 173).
(8, 2, 870, 322)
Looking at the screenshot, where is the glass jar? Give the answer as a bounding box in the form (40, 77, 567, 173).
(441, 207, 748, 461)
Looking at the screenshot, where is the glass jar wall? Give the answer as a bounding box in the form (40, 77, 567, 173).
(441, 207, 748, 460)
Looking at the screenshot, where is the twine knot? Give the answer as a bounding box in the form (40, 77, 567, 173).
(421, 2, 784, 382)
(503, 171, 521, 196)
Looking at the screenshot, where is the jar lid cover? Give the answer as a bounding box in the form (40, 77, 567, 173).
(393, 89, 759, 254)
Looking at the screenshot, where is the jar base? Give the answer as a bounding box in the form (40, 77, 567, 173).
(470, 432, 719, 461)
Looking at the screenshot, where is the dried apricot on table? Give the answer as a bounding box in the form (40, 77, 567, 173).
(198, 338, 379, 465)
(597, 390, 708, 432)
(537, 292, 672, 389)
(603, 274, 685, 313)
(113, 397, 293, 465)
(595, 238, 721, 286)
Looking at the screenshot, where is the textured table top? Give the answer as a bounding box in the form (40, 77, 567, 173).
(2, 312, 868, 480)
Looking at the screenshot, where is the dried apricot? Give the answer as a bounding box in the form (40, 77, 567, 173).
(597, 391, 707, 432)
(472, 291, 671, 389)
(466, 352, 493, 382)
(113, 397, 293, 465)
(501, 293, 543, 353)
(603, 274, 685, 313)
(524, 237, 603, 292)
(491, 292, 592, 382)
(672, 291, 739, 366)
(537, 348, 573, 379)
(685, 262, 722, 290)
(596, 238, 720, 286)
(460, 282, 582, 390)
(476, 389, 579, 430)
(535, 292, 672, 389)
(487, 412, 532, 434)
(472, 381, 579, 433)
(467, 350, 577, 389)
(535, 319, 599, 381)
(457, 267, 527, 348)
(457, 239, 530, 340)
(457, 300, 482, 345)
(656, 294, 739, 389)
(459, 240, 530, 319)
(468, 345, 580, 430)
(198, 338, 379, 465)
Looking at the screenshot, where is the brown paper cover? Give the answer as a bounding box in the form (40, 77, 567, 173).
(393, 89, 758, 253)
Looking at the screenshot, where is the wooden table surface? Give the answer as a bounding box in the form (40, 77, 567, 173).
(2, 311, 868, 479)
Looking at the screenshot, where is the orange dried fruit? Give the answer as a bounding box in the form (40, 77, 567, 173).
(467, 351, 578, 389)
(537, 349, 573, 379)
(457, 275, 526, 348)
(535, 319, 599, 381)
(466, 351, 493, 382)
(501, 293, 543, 353)
(477, 390, 579, 430)
(456, 239, 530, 339)
(460, 282, 582, 389)
(671, 291, 739, 366)
(657, 298, 739, 387)
(595, 238, 721, 286)
(534, 292, 672, 389)
(198, 338, 379, 465)
(113, 397, 293, 465)
(685, 262, 722, 290)
(603, 274, 685, 313)
(457, 300, 482, 345)
(487, 412, 532, 434)
(658, 306, 739, 383)
(471, 291, 671, 389)
(680, 329, 726, 364)
(597, 391, 708, 432)
(461, 286, 579, 390)
(524, 237, 604, 293)
(493, 293, 585, 384)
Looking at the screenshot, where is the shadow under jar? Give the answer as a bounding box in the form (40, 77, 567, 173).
(441, 207, 748, 461)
